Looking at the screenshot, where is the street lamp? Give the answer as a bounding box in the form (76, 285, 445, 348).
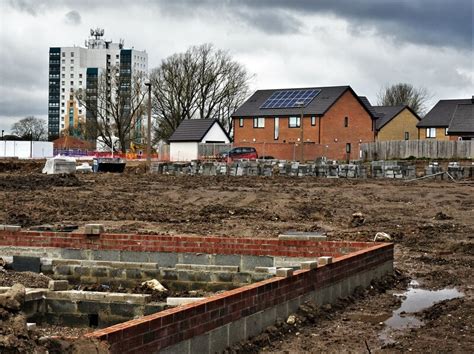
(295, 101, 305, 162)
(144, 82, 152, 172)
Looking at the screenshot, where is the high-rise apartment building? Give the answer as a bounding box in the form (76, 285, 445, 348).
(48, 29, 148, 141)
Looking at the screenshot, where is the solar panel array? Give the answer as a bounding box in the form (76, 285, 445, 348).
(260, 89, 321, 109)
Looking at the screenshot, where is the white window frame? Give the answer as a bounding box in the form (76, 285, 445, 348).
(426, 127, 436, 138)
(253, 117, 265, 128)
(274, 117, 279, 140)
(289, 116, 301, 128)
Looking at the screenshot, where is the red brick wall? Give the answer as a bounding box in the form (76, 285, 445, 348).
(0, 230, 371, 258)
(233, 90, 375, 161)
(86, 243, 393, 353)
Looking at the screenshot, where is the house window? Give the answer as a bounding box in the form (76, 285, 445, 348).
(62, 52, 65, 57)
(274, 117, 279, 140)
(253, 117, 265, 128)
(289, 116, 301, 128)
(239, 118, 244, 127)
(346, 143, 351, 153)
(344, 116, 349, 127)
(445, 128, 449, 136)
(426, 128, 436, 138)
(405, 132, 409, 140)
(311, 116, 316, 126)
(79, 73, 83, 78)
(70, 52, 74, 57)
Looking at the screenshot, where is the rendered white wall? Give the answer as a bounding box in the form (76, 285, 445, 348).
(170, 142, 198, 161)
(202, 123, 230, 143)
(0, 141, 54, 158)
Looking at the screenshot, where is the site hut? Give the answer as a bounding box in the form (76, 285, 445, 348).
(168, 119, 231, 161)
(48, 28, 148, 141)
(417, 97, 473, 140)
(231, 86, 378, 161)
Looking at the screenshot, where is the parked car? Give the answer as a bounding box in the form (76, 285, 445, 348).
(218, 147, 258, 161)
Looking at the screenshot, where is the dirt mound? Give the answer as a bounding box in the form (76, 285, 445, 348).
(0, 173, 83, 190)
(0, 160, 43, 173)
(0, 270, 52, 288)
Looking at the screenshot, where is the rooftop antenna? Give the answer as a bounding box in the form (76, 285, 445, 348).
(90, 28, 105, 40)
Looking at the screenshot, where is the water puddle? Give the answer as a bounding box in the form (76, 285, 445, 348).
(379, 280, 464, 344)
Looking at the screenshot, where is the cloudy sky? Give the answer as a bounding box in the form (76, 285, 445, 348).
(0, 0, 472, 133)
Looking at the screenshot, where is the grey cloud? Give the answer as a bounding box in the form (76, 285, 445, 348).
(64, 10, 81, 25)
(238, 0, 473, 50)
(155, 0, 473, 50)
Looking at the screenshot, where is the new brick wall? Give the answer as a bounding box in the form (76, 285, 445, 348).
(0, 230, 369, 258)
(85, 243, 393, 353)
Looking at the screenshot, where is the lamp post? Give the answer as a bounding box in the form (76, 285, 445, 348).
(144, 82, 152, 172)
(295, 101, 304, 162)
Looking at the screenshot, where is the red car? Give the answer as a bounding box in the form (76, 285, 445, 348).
(218, 147, 258, 162)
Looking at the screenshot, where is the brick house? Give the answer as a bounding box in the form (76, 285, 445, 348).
(417, 98, 473, 140)
(231, 86, 377, 161)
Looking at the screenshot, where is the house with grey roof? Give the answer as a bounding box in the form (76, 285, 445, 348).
(417, 98, 473, 140)
(168, 119, 230, 161)
(231, 86, 377, 161)
(372, 105, 421, 141)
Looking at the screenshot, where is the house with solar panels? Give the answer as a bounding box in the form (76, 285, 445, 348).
(417, 97, 474, 140)
(231, 86, 377, 161)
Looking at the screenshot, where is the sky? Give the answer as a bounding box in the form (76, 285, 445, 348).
(0, 0, 473, 133)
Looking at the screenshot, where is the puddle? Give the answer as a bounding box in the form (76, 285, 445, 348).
(379, 280, 464, 344)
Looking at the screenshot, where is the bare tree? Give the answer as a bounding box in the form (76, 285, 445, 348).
(150, 44, 252, 141)
(11, 116, 47, 141)
(75, 65, 147, 152)
(377, 83, 431, 116)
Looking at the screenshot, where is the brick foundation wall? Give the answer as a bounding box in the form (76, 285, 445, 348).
(0, 231, 369, 258)
(86, 243, 393, 353)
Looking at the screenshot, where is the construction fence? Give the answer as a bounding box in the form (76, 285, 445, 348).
(361, 140, 474, 160)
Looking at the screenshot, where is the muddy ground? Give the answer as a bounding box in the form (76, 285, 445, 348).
(0, 166, 473, 352)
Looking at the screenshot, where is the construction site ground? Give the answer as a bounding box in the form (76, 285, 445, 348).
(0, 162, 473, 352)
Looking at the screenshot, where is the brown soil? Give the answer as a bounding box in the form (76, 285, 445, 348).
(0, 270, 52, 288)
(0, 170, 473, 352)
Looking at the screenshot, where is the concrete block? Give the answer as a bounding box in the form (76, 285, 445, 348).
(90, 250, 120, 261)
(261, 307, 277, 329)
(144, 302, 167, 315)
(91, 267, 108, 277)
(166, 297, 205, 306)
(12, 256, 41, 273)
(74, 266, 91, 277)
(288, 296, 301, 314)
(0, 225, 21, 232)
(109, 303, 143, 318)
(254, 267, 277, 274)
(213, 254, 241, 266)
(318, 256, 333, 265)
(245, 311, 262, 339)
(190, 333, 209, 354)
(45, 299, 78, 314)
(300, 261, 318, 270)
(84, 224, 104, 235)
(209, 325, 229, 353)
(120, 251, 149, 263)
(125, 268, 142, 279)
(160, 268, 178, 280)
(60, 249, 86, 260)
(228, 318, 245, 345)
(27, 323, 37, 330)
(77, 300, 105, 314)
(48, 280, 69, 291)
(148, 252, 178, 267)
(160, 339, 190, 354)
(179, 253, 212, 265)
(276, 268, 293, 277)
(241, 255, 273, 271)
